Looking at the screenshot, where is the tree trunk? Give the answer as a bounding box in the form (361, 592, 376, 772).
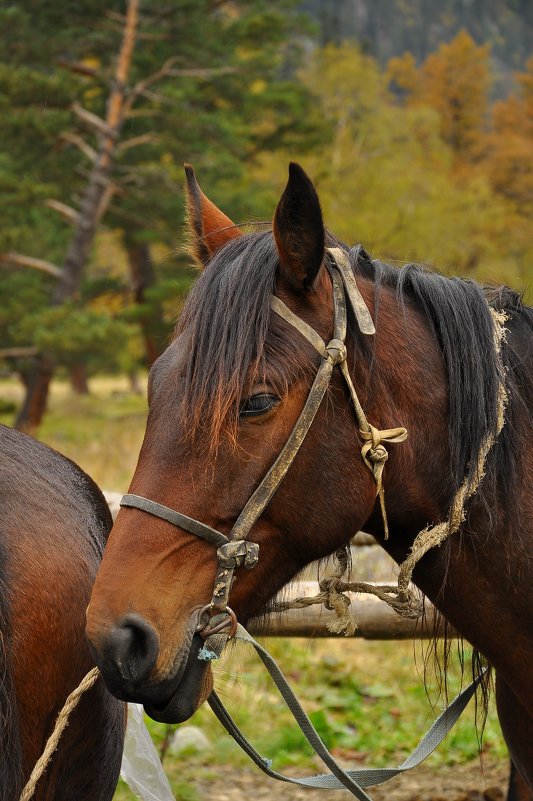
(53, 0, 140, 307)
(14, 354, 54, 433)
(69, 363, 90, 394)
(14, 0, 140, 433)
(128, 370, 142, 395)
(126, 242, 167, 366)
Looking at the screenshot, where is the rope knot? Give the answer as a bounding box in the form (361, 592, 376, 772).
(217, 540, 259, 570)
(360, 425, 407, 489)
(359, 424, 407, 539)
(319, 575, 356, 636)
(326, 338, 347, 365)
(386, 587, 425, 619)
(319, 575, 341, 608)
(367, 443, 388, 466)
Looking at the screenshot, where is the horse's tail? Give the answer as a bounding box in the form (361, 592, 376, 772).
(0, 567, 23, 801)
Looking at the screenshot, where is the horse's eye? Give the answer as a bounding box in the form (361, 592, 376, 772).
(239, 393, 280, 418)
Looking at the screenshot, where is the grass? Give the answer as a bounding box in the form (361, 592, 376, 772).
(0, 374, 509, 799)
(0, 374, 147, 490)
(112, 636, 507, 800)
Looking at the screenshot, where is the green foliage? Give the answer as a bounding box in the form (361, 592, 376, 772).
(0, 57, 81, 259)
(0, 1, 323, 411)
(0, 266, 146, 377)
(251, 38, 532, 295)
(19, 302, 141, 374)
(0, 270, 51, 347)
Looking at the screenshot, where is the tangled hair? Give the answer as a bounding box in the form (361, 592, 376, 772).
(177, 228, 532, 496)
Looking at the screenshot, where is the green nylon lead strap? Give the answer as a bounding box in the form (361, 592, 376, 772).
(207, 623, 486, 798)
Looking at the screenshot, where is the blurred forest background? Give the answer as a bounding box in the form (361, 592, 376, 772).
(1, 0, 532, 431)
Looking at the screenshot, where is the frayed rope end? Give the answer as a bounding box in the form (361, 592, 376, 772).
(198, 646, 220, 662)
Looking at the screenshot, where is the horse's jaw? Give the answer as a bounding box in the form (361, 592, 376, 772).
(143, 632, 213, 723)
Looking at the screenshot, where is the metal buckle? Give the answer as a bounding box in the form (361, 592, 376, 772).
(196, 604, 238, 640)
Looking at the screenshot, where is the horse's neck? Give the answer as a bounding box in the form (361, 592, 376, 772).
(355, 276, 454, 542)
(367, 461, 533, 709)
(355, 278, 532, 704)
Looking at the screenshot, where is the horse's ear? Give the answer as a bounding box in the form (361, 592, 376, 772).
(273, 162, 325, 290)
(184, 164, 242, 267)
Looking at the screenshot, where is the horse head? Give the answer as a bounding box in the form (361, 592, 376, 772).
(86, 164, 443, 723)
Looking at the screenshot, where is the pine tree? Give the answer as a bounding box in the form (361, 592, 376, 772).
(0, 0, 320, 430)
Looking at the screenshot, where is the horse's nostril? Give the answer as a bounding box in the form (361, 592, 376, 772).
(105, 614, 160, 683)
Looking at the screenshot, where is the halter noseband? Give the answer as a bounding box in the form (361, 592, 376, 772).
(120, 248, 407, 637)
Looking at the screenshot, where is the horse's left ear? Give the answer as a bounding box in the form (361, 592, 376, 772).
(184, 164, 242, 267)
(273, 162, 325, 290)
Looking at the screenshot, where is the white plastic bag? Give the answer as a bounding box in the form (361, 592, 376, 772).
(120, 703, 175, 801)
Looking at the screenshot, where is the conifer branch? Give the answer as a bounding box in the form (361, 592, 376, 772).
(59, 132, 97, 161)
(117, 133, 160, 152)
(0, 253, 63, 278)
(71, 103, 116, 137)
(44, 199, 79, 224)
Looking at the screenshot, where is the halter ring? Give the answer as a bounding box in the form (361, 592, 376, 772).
(196, 604, 238, 640)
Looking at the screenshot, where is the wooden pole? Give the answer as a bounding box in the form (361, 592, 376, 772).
(248, 581, 448, 640)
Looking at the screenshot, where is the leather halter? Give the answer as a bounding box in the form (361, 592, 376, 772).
(120, 248, 407, 635)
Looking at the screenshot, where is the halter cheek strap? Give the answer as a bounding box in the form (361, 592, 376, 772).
(120, 250, 407, 624)
(272, 250, 407, 539)
(120, 494, 229, 548)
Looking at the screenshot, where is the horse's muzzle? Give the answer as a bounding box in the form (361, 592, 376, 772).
(87, 608, 211, 721)
(99, 612, 160, 686)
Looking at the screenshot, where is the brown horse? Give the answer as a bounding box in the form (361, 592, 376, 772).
(0, 424, 124, 800)
(86, 164, 533, 792)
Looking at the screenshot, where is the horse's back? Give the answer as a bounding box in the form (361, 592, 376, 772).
(0, 425, 124, 801)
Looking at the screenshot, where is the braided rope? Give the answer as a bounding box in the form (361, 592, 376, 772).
(19, 667, 101, 801)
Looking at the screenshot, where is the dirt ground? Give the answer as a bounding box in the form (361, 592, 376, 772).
(192, 757, 509, 801)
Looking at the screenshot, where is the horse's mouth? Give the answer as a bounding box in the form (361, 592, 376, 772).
(143, 630, 213, 723)
(97, 608, 212, 723)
